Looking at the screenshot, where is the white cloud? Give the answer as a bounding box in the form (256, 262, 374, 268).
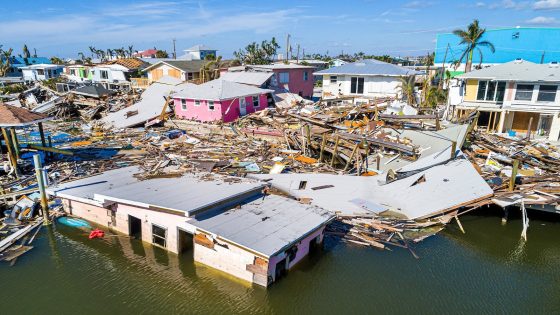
(533, 0, 560, 9)
(488, 0, 529, 10)
(525, 16, 558, 24)
(404, 1, 434, 8)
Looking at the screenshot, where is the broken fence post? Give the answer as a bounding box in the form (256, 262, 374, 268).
(509, 160, 519, 192)
(33, 154, 50, 225)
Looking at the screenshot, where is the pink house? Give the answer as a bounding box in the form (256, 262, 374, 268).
(173, 80, 274, 123)
(226, 64, 315, 98)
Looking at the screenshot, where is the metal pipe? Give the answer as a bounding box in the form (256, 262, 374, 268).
(33, 154, 50, 224)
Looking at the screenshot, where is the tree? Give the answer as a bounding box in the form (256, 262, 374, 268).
(155, 50, 168, 58)
(127, 45, 134, 58)
(22, 44, 31, 59)
(452, 19, 495, 72)
(200, 54, 225, 83)
(398, 75, 417, 106)
(50, 56, 64, 65)
(0, 47, 14, 77)
(89, 46, 99, 59)
(234, 37, 280, 65)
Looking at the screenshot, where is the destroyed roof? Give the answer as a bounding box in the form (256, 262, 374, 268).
(247, 64, 314, 70)
(188, 194, 334, 257)
(456, 60, 560, 82)
(173, 79, 273, 101)
(105, 58, 150, 70)
(133, 49, 158, 57)
(46, 166, 267, 216)
(315, 59, 420, 76)
(20, 64, 63, 70)
(0, 103, 51, 127)
(143, 60, 206, 73)
(100, 76, 192, 129)
(184, 45, 216, 52)
(249, 157, 493, 220)
(71, 85, 114, 98)
(219, 71, 273, 86)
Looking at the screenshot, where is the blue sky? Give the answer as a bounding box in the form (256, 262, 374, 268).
(1, 0, 559, 59)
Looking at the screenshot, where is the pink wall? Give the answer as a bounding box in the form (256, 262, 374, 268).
(274, 68, 314, 98)
(174, 93, 269, 123)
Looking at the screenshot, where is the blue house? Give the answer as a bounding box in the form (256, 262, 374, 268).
(1, 56, 52, 77)
(434, 27, 560, 75)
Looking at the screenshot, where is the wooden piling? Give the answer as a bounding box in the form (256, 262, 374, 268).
(1, 127, 20, 178)
(10, 128, 20, 159)
(330, 135, 339, 167)
(33, 154, 50, 225)
(319, 133, 327, 162)
(509, 159, 519, 192)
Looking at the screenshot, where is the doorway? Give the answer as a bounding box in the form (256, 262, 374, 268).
(239, 98, 247, 116)
(128, 215, 142, 239)
(177, 228, 193, 258)
(275, 258, 287, 281)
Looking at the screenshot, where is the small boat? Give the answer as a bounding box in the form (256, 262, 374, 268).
(57, 217, 91, 229)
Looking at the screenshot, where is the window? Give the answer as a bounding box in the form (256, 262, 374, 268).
(208, 100, 215, 111)
(70, 69, 76, 76)
(100, 70, 109, 80)
(537, 85, 557, 102)
(194, 100, 200, 106)
(330, 76, 337, 84)
(476, 81, 506, 102)
(515, 84, 534, 101)
(187, 72, 194, 81)
(152, 224, 167, 248)
(298, 181, 307, 190)
(37, 69, 44, 75)
(303, 71, 308, 81)
(181, 99, 187, 110)
(279, 72, 290, 84)
(252, 96, 259, 108)
(350, 77, 364, 94)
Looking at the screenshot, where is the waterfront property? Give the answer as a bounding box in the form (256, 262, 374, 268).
(226, 64, 315, 98)
(448, 60, 560, 141)
(315, 59, 419, 101)
(143, 60, 206, 82)
(46, 166, 333, 286)
(21, 64, 64, 81)
(172, 79, 274, 123)
(434, 27, 560, 75)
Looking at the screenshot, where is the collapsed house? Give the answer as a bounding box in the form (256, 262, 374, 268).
(46, 166, 334, 287)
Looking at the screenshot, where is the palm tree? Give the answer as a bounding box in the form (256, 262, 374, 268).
(452, 19, 495, 72)
(398, 75, 417, 106)
(50, 56, 64, 65)
(200, 55, 224, 83)
(22, 44, 31, 59)
(127, 45, 134, 58)
(0, 47, 14, 77)
(89, 46, 99, 59)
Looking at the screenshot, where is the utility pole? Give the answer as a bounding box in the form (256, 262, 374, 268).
(286, 34, 290, 61)
(296, 44, 300, 63)
(172, 38, 177, 59)
(541, 51, 545, 64)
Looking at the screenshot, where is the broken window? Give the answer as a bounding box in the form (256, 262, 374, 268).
(37, 69, 44, 75)
(298, 181, 307, 190)
(350, 77, 364, 94)
(253, 96, 259, 108)
(181, 99, 187, 110)
(208, 100, 215, 111)
(187, 72, 194, 81)
(100, 70, 109, 80)
(152, 224, 167, 248)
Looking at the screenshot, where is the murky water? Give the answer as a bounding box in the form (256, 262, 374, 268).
(2, 207, 560, 314)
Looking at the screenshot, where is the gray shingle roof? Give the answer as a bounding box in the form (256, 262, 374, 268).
(314, 59, 419, 76)
(173, 79, 273, 100)
(456, 60, 560, 82)
(143, 60, 206, 73)
(219, 71, 273, 86)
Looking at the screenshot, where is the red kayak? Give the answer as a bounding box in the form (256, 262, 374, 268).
(88, 229, 105, 239)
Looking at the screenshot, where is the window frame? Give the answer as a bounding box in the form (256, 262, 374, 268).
(476, 80, 506, 102)
(181, 99, 187, 110)
(303, 71, 308, 81)
(208, 100, 215, 111)
(515, 84, 535, 101)
(330, 76, 337, 84)
(100, 70, 109, 80)
(252, 95, 260, 108)
(151, 224, 167, 248)
(194, 100, 201, 106)
(279, 72, 290, 84)
(537, 85, 557, 103)
(350, 77, 364, 94)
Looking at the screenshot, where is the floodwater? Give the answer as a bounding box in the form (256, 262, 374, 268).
(2, 207, 560, 314)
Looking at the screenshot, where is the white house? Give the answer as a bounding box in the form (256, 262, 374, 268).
(315, 59, 419, 102)
(449, 60, 560, 141)
(178, 45, 217, 60)
(89, 58, 148, 90)
(21, 64, 64, 81)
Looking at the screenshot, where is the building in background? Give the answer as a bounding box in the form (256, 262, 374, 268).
(449, 60, 560, 141)
(143, 60, 206, 82)
(21, 64, 64, 81)
(179, 45, 217, 60)
(435, 27, 560, 76)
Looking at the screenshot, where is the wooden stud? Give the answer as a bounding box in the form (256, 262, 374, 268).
(1, 127, 20, 178)
(319, 133, 327, 162)
(9, 128, 20, 160)
(330, 135, 339, 167)
(344, 142, 360, 172)
(509, 159, 519, 192)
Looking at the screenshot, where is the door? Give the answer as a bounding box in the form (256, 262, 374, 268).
(128, 215, 142, 239)
(152, 69, 163, 81)
(239, 97, 247, 116)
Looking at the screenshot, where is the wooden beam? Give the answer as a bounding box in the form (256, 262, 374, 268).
(1, 127, 20, 178)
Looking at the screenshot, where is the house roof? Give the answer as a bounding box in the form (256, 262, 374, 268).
(133, 49, 158, 57)
(456, 60, 560, 82)
(105, 58, 150, 70)
(249, 64, 314, 70)
(143, 60, 207, 73)
(0, 103, 51, 127)
(20, 64, 63, 70)
(219, 71, 273, 86)
(188, 194, 334, 257)
(10, 57, 52, 68)
(185, 45, 216, 52)
(46, 166, 266, 217)
(71, 85, 114, 98)
(314, 59, 420, 76)
(173, 79, 273, 101)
